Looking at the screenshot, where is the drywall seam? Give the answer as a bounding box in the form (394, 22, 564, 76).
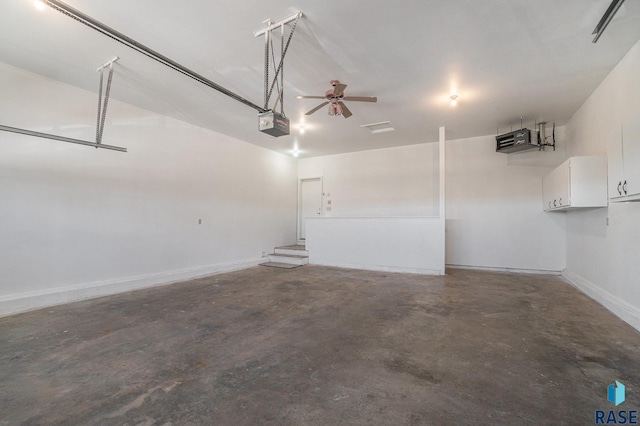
(0, 257, 264, 318)
(562, 270, 640, 332)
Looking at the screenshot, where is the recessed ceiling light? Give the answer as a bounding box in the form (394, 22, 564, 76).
(361, 121, 395, 134)
(450, 95, 458, 106)
(33, 0, 46, 10)
(297, 118, 307, 134)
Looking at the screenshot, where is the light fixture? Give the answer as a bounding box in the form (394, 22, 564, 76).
(293, 150, 299, 157)
(298, 118, 307, 134)
(33, 0, 46, 10)
(450, 94, 458, 106)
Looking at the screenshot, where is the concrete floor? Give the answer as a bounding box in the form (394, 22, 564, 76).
(1, 266, 639, 425)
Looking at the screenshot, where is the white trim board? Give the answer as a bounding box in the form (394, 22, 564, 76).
(447, 264, 563, 275)
(562, 270, 640, 332)
(309, 260, 443, 276)
(0, 257, 264, 318)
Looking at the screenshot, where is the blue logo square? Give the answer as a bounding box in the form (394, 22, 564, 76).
(608, 381, 626, 406)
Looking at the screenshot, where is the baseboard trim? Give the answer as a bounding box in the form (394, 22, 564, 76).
(310, 260, 444, 275)
(0, 257, 263, 318)
(562, 270, 640, 332)
(446, 264, 563, 275)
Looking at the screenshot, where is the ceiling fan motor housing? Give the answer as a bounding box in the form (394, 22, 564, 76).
(326, 89, 343, 99)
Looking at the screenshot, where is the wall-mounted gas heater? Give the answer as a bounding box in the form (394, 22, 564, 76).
(496, 128, 537, 153)
(496, 122, 556, 153)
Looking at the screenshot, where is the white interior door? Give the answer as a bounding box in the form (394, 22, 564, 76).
(299, 178, 322, 240)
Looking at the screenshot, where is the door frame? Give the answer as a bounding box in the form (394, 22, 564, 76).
(297, 176, 323, 242)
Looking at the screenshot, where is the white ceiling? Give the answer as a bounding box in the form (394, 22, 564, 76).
(1, 0, 640, 157)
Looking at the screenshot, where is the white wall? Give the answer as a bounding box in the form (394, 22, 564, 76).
(445, 134, 567, 272)
(0, 62, 297, 315)
(306, 217, 445, 275)
(563, 39, 640, 330)
(299, 133, 566, 272)
(299, 143, 440, 217)
(299, 139, 445, 275)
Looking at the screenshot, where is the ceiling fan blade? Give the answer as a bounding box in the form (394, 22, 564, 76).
(343, 96, 377, 103)
(305, 101, 330, 115)
(339, 102, 352, 118)
(297, 95, 327, 100)
(333, 83, 347, 97)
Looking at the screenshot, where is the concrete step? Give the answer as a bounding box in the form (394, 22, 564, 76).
(268, 253, 309, 265)
(260, 262, 302, 269)
(275, 244, 308, 256)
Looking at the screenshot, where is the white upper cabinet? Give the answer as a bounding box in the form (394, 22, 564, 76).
(608, 121, 640, 202)
(543, 156, 608, 212)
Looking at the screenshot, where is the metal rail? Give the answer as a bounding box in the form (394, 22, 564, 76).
(592, 0, 625, 43)
(45, 0, 267, 113)
(0, 125, 127, 152)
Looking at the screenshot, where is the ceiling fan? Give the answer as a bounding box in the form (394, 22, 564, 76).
(296, 80, 377, 118)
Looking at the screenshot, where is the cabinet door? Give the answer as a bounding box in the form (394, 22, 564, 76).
(543, 160, 570, 210)
(542, 171, 555, 210)
(622, 120, 640, 197)
(569, 156, 608, 207)
(555, 160, 570, 208)
(608, 124, 624, 198)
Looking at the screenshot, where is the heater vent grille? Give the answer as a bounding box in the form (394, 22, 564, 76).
(496, 128, 538, 153)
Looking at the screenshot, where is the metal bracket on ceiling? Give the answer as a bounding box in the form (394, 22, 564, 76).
(0, 57, 127, 152)
(42, 0, 267, 113)
(95, 56, 118, 147)
(254, 11, 303, 116)
(536, 122, 556, 151)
